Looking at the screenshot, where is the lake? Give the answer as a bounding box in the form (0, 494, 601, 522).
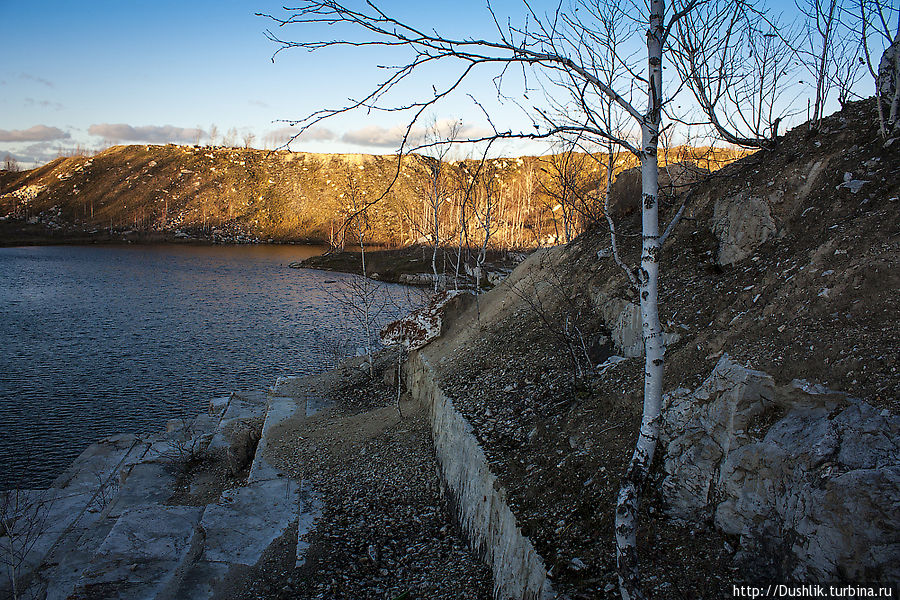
(0, 244, 421, 490)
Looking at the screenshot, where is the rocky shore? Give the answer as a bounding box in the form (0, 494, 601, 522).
(0, 352, 494, 600)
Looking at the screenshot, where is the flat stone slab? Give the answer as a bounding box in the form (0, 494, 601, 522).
(1, 435, 149, 598)
(165, 559, 231, 600)
(200, 477, 298, 566)
(271, 378, 332, 416)
(248, 396, 297, 483)
(39, 510, 123, 600)
(71, 505, 204, 600)
(50, 433, 142, 495)
(105, 462, 176, 518)
(208, 395, 231, 418)
(207, 391, 269, 454)
(0, 488, 94, 577)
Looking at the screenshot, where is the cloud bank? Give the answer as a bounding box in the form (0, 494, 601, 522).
(88, 124, 205, 143)
(341, 125, 419, 148)
(0, 125, 70, 142)
(264, 126, 336, 148)
(340, 121, 495, 149)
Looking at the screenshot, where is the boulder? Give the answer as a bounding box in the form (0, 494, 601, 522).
(660, 355, 900, 580)
(380, 290, 473, 351)
(592, 294, 680, 358)
(710, 191, 778, 265)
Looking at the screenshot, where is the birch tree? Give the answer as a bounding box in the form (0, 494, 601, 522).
(419, 121, 460, 291)
(859, 0, 900, 135)
(260, 1, 785, 597)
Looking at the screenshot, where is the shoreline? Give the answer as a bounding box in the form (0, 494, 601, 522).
(0, 218, 330, 248)
(1, 350, 496, 599)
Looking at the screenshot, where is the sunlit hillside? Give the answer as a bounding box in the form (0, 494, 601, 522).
(0, 144, 745, 247)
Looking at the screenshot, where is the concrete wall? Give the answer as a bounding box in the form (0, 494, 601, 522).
(404, 351, 555, 600)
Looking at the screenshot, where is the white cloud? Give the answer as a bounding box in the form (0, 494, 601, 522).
(0, 125, 70, 142)
(341, 120, 495, 149)
(6, 142, 64, 167)
(341, 125, 424, 148)
(264, 126, 336, 148)
(88, 124, 205, 143)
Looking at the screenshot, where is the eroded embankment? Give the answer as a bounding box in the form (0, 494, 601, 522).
(404, 350, 555, 600)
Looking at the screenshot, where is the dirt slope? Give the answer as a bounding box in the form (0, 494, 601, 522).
(417, 97, 898, 598)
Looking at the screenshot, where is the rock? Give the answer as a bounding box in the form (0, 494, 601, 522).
(835, 172, 869, 194)
(225, 421, 260, 476)
(380, 290, 474, 351)
(661, 355, 776, 520)
(592, 294, 680, 357)
(710, 191, 778, 265)
(661, 355, 900, 581)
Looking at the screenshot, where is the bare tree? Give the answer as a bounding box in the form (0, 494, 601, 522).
(1, 489, 51, 599)
(419, 121, 460, 291)
(338, 171, 383, 377)
(208, 124, 219, 147)
(472, 158, 499, 292)
(242, 131, 257, 149)
(222, 127, 238, 147)
(449, 144, 494, 289)
(260, 2, 783, 597)
(3, 153, 20, 172)
(671, 1, 794, 145)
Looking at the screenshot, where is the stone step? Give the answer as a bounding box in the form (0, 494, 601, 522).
(33, 436, 164, 600)
(206, 390, 269, 456)
(248, 395, 297, 483)
(68, 504, 205, 600)
(6, 390, 300, 600)
(271, 377, 332, 417)
(1, 434, 148, 599)
(164, 477, 301, 600)
(17, 395, 235, 600)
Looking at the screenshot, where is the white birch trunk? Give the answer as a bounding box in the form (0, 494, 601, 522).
(878, 30, 900, 133)
(615, 1, 665, 598)
(358, 226, 374, 378)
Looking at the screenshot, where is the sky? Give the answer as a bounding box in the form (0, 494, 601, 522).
(1, 0, 889, 168)
(1, 0, 544, 167)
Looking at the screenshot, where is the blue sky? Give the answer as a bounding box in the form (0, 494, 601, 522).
(1, 0, 889, 167)
(1, 0, 542, 166)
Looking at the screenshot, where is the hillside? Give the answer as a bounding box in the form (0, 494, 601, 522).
(0, 98, 895, 600)
(0, 143, 741, 248)
(393, 97, 898, 597)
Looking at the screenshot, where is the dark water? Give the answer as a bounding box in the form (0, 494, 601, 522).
(0, 244, 421, 490)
